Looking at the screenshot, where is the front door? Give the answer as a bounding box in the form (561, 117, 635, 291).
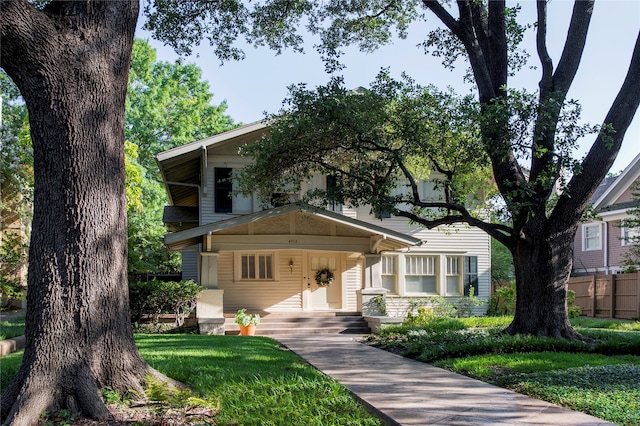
(308, 253, 342, 310)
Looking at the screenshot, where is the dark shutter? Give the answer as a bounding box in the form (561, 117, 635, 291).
(463, 256, 479, 296)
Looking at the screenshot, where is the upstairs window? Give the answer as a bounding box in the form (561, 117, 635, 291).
(621, 226, 639, 246)
(423, 181, 445, 202)
(582, 223, 602, 251)
(326, 175, 342, 213)
(214, 167, 233, 213)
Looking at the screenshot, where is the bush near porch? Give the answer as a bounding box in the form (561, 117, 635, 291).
(129, 279, 204, 332)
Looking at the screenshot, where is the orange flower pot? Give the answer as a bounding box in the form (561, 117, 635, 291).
(239, 324, 256, 336)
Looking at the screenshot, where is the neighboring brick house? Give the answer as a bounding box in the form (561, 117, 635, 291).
(156, 121, 491, 333)
(573, 152, 640, 275)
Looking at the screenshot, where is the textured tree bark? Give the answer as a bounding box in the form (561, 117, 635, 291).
(505, 223, 584, 339)
(422, 0, 640, 339)
(0, 2, 149, 425)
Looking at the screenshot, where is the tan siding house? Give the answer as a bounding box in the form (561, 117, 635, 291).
(156, 121, 491, 333)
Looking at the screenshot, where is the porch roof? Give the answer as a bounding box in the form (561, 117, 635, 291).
(163, 204, 422, 252)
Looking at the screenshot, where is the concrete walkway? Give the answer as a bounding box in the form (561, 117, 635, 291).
(274, 334, 614, 426)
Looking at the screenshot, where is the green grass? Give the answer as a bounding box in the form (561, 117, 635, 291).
(4, 317, 640, 424)
(370, 316, 640, 426)
(1, 335, 383, 425)
(136, 335, 383, 425)
(0, 315, 25, 340)
(572, 317, 640, 331)
(436, 353, 640, 426)
(0, 352, 23, 389)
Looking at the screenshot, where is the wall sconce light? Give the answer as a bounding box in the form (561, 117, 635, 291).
(289, 259, 294, 272)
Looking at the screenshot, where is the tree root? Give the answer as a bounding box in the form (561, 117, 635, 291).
(1, 365, 150, 426)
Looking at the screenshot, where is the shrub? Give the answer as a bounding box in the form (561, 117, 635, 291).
(455, 287, 485, 317)
(370, 294, 387, 316)
(0, 232, 27, 305)
(487, 281, 516, 315)
(567, 289, 582, 318)
(129, 279, 204, 326)
(403, 290, 484, 325)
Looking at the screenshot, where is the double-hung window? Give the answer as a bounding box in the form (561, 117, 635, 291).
(621, 226, 639, 246)
(405, 255, 437, 294)
(215, 167, 253, 214)
(445, 256, 462, 295)
(582, 223, 602, 251)
(326, 175, 342, 213)
(381, 255, 397, 293)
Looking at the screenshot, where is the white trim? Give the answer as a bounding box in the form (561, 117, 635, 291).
(582, 222, 602, 251)
(593, 152, 640, 210)
(156, 121, 268, 163)
(233, 251, 280, 282)
(621, 226, 639, 246)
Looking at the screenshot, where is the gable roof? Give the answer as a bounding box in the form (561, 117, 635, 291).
(163, 203, 422, 252)
(593, 152, 640, 212)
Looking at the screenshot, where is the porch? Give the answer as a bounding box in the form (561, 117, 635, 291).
(223, 311, 370, 335)
(162, 204, 421, 335)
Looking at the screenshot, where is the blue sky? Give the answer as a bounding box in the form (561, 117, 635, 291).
(137, 1, 639, 173)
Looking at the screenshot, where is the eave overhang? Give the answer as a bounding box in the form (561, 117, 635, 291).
(155, 120, 269, 207)
(163, 204, 422, 252)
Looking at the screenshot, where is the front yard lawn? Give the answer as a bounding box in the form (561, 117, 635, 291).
(1, 335, 383, 426)
(0, 314, 25, 341)
(369, 316, 640, 426)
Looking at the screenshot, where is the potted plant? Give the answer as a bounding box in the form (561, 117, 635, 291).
(235, 308, 260, 336)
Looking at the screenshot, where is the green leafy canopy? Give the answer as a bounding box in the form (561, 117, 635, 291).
(236, 70, 494, 226)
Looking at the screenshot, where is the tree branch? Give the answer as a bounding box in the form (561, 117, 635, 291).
(395, 208, 513, 247)
(0, 1, 53, 84)
(369, 1, 400, 19)
(553, 0, 594, 95)
(554, 30, 640, 227)
(422, 1, 461, 37)
(536, 0, 554, 98)
(487, 0, 507, 95)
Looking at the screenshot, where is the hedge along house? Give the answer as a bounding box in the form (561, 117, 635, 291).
(156, 121, 491, 334)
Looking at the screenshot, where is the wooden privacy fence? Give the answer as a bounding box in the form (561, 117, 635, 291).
(568, 273, 640, 319)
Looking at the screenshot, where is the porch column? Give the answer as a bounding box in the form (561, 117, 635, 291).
(197, 252, 225, 334)
(199, 252, 219, 288)
(363, 254, 382, 288)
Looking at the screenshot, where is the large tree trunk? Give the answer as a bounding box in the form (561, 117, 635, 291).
(505, 221, 583, 339)
(0, 2, 149, 425)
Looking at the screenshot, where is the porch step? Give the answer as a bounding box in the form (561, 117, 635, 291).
(224, 312, 370, 336)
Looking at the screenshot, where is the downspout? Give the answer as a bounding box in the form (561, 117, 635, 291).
(201, 145, 208, 196)
(603, 222, 609, 274)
